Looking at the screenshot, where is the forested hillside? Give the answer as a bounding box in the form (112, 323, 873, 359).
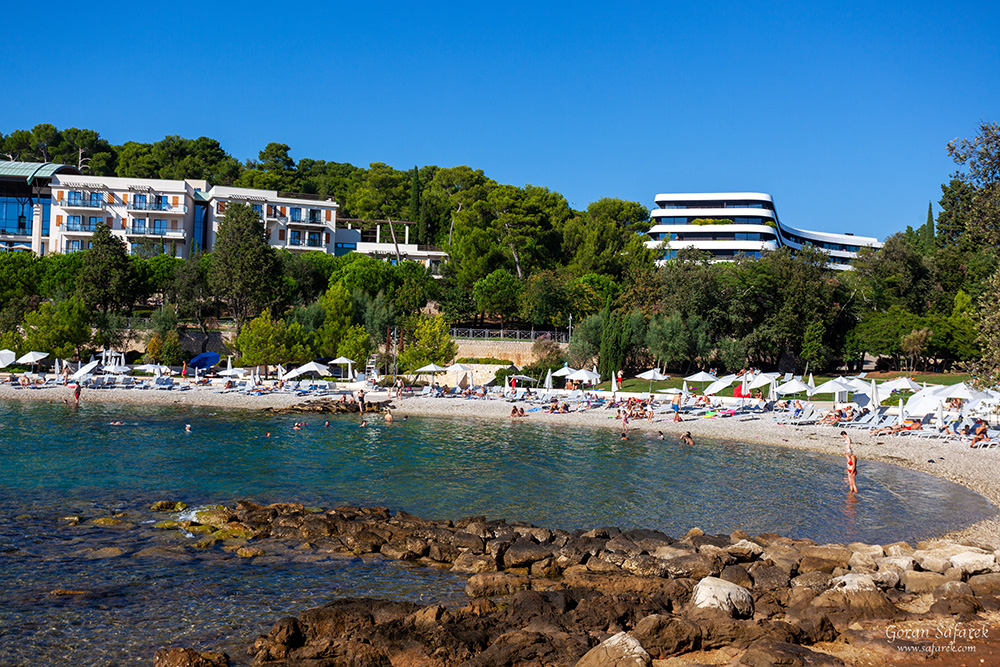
(1, 122, 998, 379)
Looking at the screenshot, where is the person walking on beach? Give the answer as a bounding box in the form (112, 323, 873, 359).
(671, 392, 682, 422)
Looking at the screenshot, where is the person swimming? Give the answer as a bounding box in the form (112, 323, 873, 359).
(680, 431, 694, 445)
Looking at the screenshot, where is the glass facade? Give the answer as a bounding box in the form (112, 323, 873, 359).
(334, 242, 356, 257)
(0, 195, 50, 237)
(192, 203, 208, 254)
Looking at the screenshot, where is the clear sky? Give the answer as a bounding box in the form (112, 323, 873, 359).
(2, 1, 998, 241)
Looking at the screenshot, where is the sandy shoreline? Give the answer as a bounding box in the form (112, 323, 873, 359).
(5, 382, 999, 547)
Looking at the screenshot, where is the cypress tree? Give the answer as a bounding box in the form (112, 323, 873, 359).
(408, 166, 420, 227)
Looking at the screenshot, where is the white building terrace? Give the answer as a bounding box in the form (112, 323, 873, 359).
(645, 192, 881, 270)
(0, 161, 446, 273)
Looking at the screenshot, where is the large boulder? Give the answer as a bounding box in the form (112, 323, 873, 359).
(503, 538, 554, 569)
(950, 551, 997, 576)
(575, 631, 651, 667)
(691, 577, 754, 619)
(808, 574, 900, 627)
(632, 614, 701, 658)
(739, 638, 846, 666)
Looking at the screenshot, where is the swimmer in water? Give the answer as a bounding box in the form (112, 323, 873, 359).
(680, 431, 694, 445)
(185, 424, 192, 433)
(657, 431, 664, 440)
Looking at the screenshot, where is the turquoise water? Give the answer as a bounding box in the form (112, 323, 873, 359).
(0, 399, 994, 665)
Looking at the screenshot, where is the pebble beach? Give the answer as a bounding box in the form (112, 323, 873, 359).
(3, 381, 998, 546)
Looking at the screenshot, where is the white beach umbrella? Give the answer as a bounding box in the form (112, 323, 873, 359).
(218, 366, 247, 377)
(71, 359, 99, 380)
(869, 379, 881, 408)
(552, 365, 577, 378)
(685, 371, 716, 383)
(330, 356, 357, 380)
(102, 364, 131, 375)
(682, 380, 689, 398)
(748, 373, 779, 390)
(284, 361, 330, 380)
(942, 383, 981, 401)
(768, 378, 778, 403)
(17, 351, 48, 365)
(811, 378, 855, 395)
(0, 349, 15, 368)
(775, 378, 811, 396)
(543, 368, 553, 391)
(704, 377, 734, 396)
(277, 364, 286, 381)
(415, 363, 448, 373)
(657, 388, 682, 394)
(611, 371, 618, 394)
(881, 377, 922, 393)
(899, 397, 906, 423)
(807, 373, 815, 394)
(636, 368, 668, 393)
(566, 368, 600, 384)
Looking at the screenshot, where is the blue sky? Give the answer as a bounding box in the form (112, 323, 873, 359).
(2, 1, 998, 241)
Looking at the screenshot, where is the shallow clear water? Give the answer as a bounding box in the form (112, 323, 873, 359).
(0, 399, 994, 665)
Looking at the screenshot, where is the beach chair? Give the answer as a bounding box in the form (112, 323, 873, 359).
(507, 388, 526, 402)
(787, 406, 816, 426)
(416, 385, 431, 397)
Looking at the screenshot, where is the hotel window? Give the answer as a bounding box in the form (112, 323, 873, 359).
(308, 209, 321, 223)
(289, 230, 302, 245)
(89, 216, 101, 230)
(90, 192, 102, 206)
(67, 215, 82, 230)
(153, 219, 167, 234)
(135, 194, 147, 209)
(252, 204, 263, 218)
(133, 218, 146, 233)
(68, 191, 83, 204)
(155, 195, 168, 210)
(290, 207, 302, 222)
(307, 231, 321, 246)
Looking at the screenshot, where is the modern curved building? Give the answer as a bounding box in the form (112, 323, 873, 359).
(645, 192, 880, 270)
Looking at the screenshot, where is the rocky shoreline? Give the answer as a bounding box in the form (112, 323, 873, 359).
(140, 500, 1000, 667)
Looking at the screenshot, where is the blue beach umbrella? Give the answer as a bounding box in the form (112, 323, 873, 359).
(188, 352, 221, 369)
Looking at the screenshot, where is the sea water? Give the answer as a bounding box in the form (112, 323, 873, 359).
(0, 399, 994, 665)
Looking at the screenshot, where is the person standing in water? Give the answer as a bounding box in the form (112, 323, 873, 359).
(841, 431, 858, 493)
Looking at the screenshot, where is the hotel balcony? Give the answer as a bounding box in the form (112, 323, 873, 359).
(286, 215, 329, 227)
(284, 235, 325, 249)
(54, 198, 105, 210)
(63, 222, 99, 233)
(127, 201, 187, 214)
(125, 225, 186, 238)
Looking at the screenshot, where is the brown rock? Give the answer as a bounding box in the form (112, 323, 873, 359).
(739, 638, 846, 666)
(632, 613, 702, 658)
(797, 555, 840, 574)
(153, 647, 229, 667)
(901, 570, 947, 593)
(720, 564, 754, 590)
(453, 550, 499, 574)
(465, 572, 530, 597)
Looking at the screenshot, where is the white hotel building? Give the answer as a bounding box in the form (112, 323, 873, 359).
(645, 192, 881, 270)
(0, 161, 446, 272)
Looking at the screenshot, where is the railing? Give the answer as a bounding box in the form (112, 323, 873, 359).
(127, 201, 188, 213)
(126, 225, 184, 237)
(286, 237, 324, 248)
(449, 328, 568, 343)
(64, 223, 98, 232)
(56, 198, 104, 209)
